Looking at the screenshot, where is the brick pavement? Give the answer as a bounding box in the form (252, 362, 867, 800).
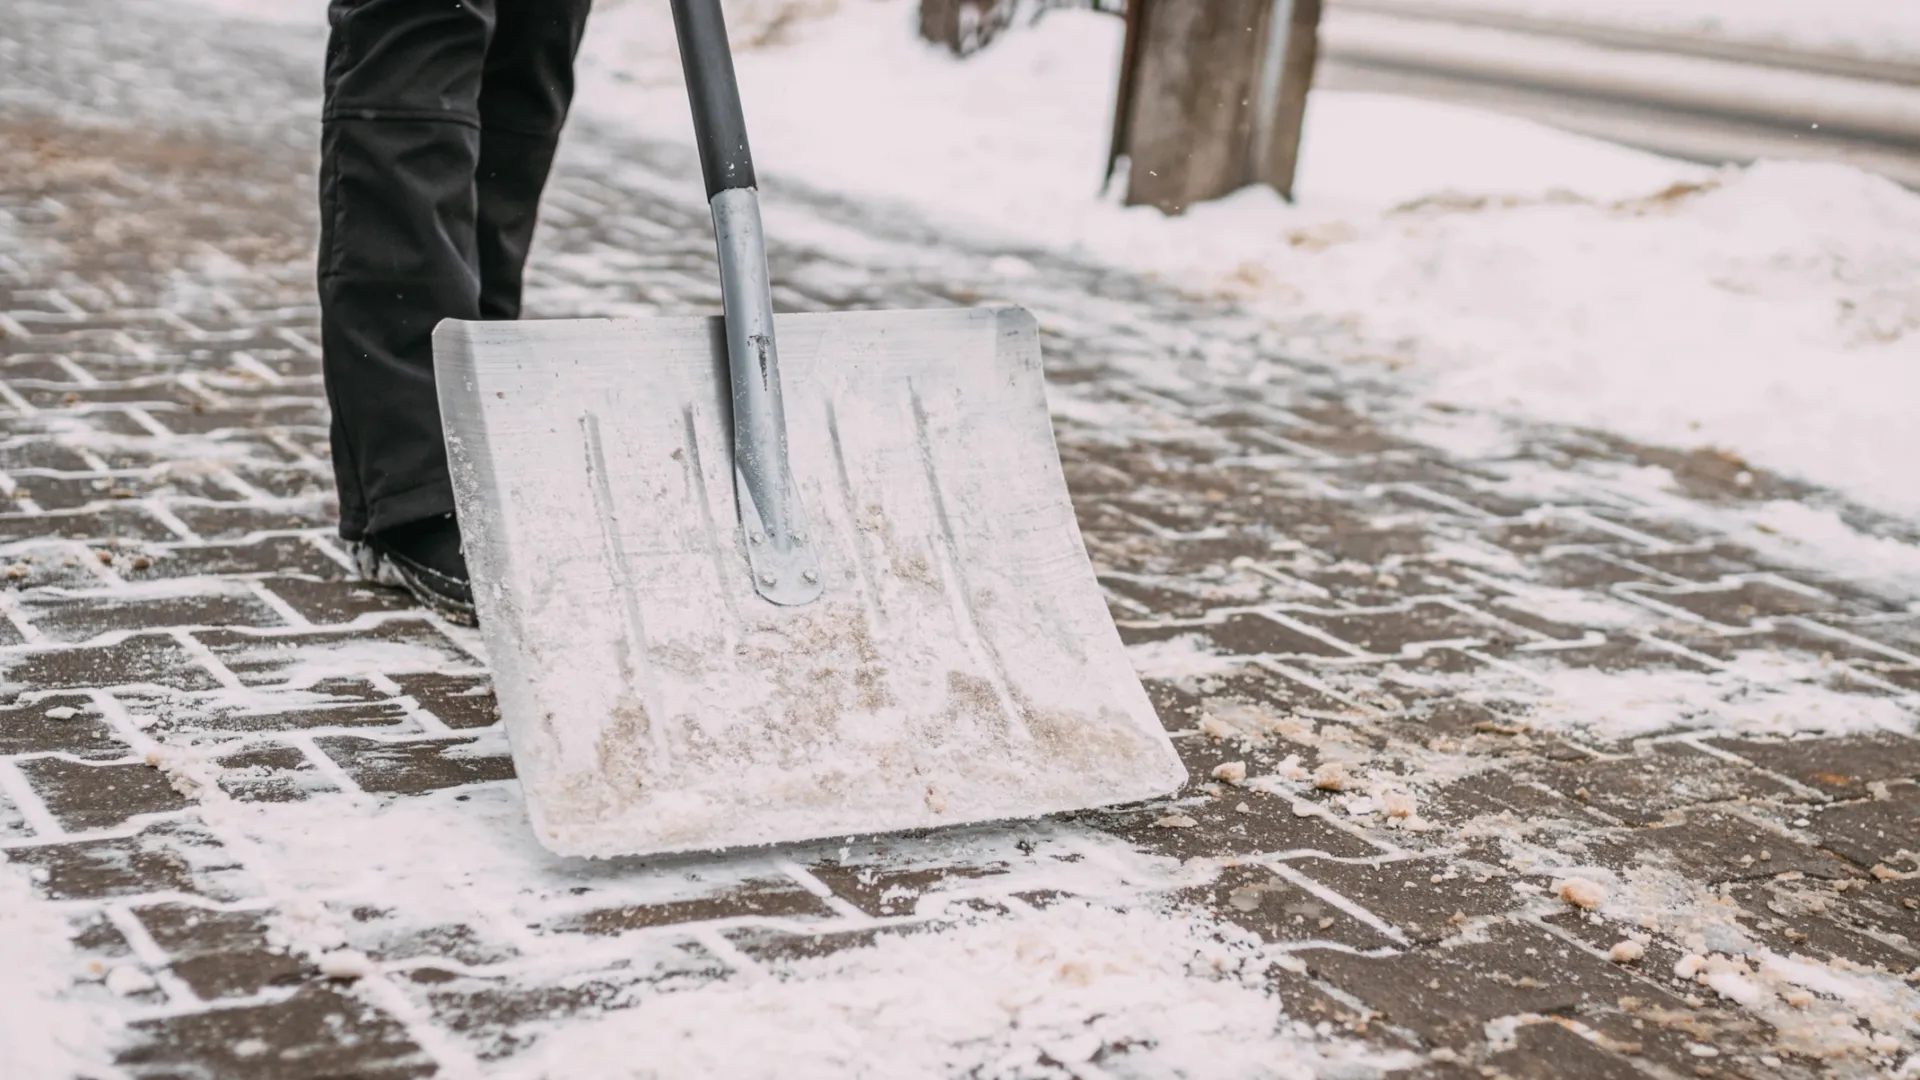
(3, 2, 1919, 1078)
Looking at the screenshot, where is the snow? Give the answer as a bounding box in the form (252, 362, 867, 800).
(1358, 0, 1920, 65)
(103, 964, 157, 996)
(206, 784, 1422, 1076)
(1515, 657, 1918, 740)
(510, 901, 1412, 1080)
(1210, 760, 1249, 784)
(0, 858, 113, 1079)
(1552, 875, 1606, 909)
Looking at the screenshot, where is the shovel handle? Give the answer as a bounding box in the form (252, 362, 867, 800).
(671, 0, 758, 199)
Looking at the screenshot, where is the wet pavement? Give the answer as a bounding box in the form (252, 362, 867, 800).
(3, 2, 1919, 1078)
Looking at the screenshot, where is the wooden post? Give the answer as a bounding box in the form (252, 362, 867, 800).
(1257, 0, 1323, 200)
(1109, 0, 1323, 213)
(919, 0, 1020, 56)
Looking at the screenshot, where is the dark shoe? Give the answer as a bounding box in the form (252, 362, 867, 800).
(355, 513, 477, 626)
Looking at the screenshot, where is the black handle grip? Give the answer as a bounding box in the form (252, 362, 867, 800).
(671, 0, 758, 198)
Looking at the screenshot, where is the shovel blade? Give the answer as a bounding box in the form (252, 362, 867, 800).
(434, 307, 1184, 858)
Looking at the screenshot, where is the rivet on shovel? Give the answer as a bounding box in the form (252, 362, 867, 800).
(760, 572, 777, 586)
(749, 531, 764, 545)
(802, 569, 818, 584)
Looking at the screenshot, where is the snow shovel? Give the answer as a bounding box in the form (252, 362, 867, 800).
(430, 0, 1185, 858)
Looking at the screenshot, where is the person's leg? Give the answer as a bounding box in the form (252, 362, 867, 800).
(317, 0, 495, 544)
(474, 0, 592, 320)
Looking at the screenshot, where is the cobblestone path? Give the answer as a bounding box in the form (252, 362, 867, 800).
(3, 3, 1919, 1078)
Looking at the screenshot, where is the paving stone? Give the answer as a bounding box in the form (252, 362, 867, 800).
(1300, 922, 1659, 1048)
(196, 623, 473, 686)
(16, 587, 286, 640)
(1718, 880, 1920, 974)
(122, 534, 346, 580)
(1120, 612, 1353, 657)
(0, 438, 93, 470)
(8, 821, 253, 901)
(1290, 602, 1510, 657)
(168, 501, 332, 538)
(1624, 544, 1764, 583)
(1707, 732, 1920, 798)
(1589, 811, 1858, 884)
(1843, 615, 1920, 658)
(230, 462, 331, 499)
(553, 876, 838, 934)
(0, 693, 127, 757)
(411, 948, 725, 1062)
(136, 902, 305, 998)
(68, 907, 139, 966)
(0, 634, 222, 694)
(806, 859, 1011, 919)
(316, 736, 516, 795)
(1486, 1021, 1655, 1080)
(723, 919, 939, 964)
(1633, 579, 1840, 628)
(1811, 784, 1920, 869)
(392, 672, 500, 730)
(0, 504, 179, 543)
(0, 550, 111, 590)
(1286, 857, 1523, 944)
(264, 575, 415, 622)
(11, 473, 184, 510)
(120, 985, 435, 1080)
(169, 698, 416, 735)
(212, 742, 338, 802)
(18, 757, 188, 831)
(1848, 877, 1920, 954)
(1174, 862, 1396, 948)
(1500, 635, 1717, 675)
(1088, 791, 1385, 863)
(1536, 743, 1805, 826)
(338, 904, 518, 967)
(1423, 767, 1586, 828)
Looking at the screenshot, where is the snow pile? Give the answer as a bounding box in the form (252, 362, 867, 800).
(1324, 162, 1920, 521)
(511, 901, 1404, 1080)
(0, 858, 112, 1080)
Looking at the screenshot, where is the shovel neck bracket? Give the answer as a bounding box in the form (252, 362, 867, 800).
(710, 189, 823, 607)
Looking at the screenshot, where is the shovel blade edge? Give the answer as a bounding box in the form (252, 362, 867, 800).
(434, 306, 1185, 857)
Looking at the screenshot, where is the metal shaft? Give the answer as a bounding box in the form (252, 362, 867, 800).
(710, 189, 821, 606)
(671, 0, 821, 606)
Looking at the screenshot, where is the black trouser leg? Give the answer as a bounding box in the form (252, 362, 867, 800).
(476, 0, 591, 320)
(317, 0, 589, 541)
